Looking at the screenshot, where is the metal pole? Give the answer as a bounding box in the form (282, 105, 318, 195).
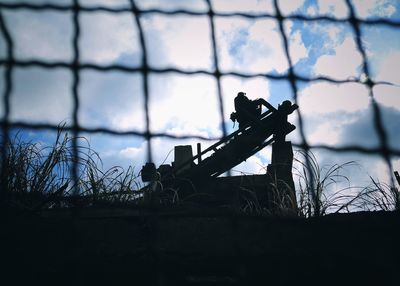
(197, 143, 202, 164)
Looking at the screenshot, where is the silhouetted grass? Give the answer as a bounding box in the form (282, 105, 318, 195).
(293, 150, 400, 216)
(353, 177, 400, 211)
(0, 125, 142, 210)
(1, 128, 398, 215)
(293, 150, 360, 217)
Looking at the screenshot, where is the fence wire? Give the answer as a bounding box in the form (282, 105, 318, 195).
(1, 0, 400, 199)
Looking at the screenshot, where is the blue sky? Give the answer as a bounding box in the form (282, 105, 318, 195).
(1, 0, 400, 188)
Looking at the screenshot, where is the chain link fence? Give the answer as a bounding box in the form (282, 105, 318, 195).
(1, 0, 400, 200)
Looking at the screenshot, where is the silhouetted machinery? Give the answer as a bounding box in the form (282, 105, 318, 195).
(141, 97, 298, 210)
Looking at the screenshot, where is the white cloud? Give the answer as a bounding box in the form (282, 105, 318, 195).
(79, 71, 144, 131)
(115, 137, 216, 172)
(284, 21, 308, 65)
(279, 0, 306, 15)
(232, 155, 266, 175)
(313, 37, 362, 79)
(298, 82, 370, 114)
(81, 0, 128, 7)
(317, 0, 348, 17)
(3, 10, 72, 61)
(2, 4, 141, 66)
(215, 18, 287, 73)
(374, 85, 400, 110)
(80, 12, 140, 65)
(307, 5, 317, 16)
(142, 15, 212, 70)
(368, 158, 400, 185)
(4, 0, 398, 186)
(148, 74, 221, 136)
(375, 51, 400, 85)
(211, 0, 274, 14)
(119, 146, 142, 160)
(295, 149, 399, 191)
(326, 26, 343, 46)
(10, 68, 73, 124)
(0, 0, 71, 4)
(136, 0, 207, 11)
(307, 121, 341, 146)
(352, 0, 397, 18)
(289, 30, 308, 64)
(299, 21, 349, 58)
(107, 73, 276, 178)
(372, 51, 400, 111)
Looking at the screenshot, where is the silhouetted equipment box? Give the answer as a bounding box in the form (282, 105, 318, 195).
(174, 145, 193, 174)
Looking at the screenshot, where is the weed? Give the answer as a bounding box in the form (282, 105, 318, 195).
(354, 176, 400, 211)
(2, 127, 397, 215)
(293, 150, 359, 217)
(267, 174, 298, 216)
(0, 125, 142, 210)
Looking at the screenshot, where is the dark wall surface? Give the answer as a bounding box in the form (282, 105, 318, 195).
(2, 208, 400, 285)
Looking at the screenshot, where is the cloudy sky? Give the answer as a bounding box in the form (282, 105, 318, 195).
(1, 0, 399, 188)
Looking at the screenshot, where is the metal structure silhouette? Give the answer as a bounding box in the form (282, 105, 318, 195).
(141, 96, 298, 208)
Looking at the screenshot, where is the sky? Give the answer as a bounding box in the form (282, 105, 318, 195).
(0, 0, 400, 190)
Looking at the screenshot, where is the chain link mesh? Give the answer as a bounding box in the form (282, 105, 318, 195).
(1, 0, 400, 198)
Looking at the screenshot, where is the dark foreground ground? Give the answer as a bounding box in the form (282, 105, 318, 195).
(2, 207, 400, 285)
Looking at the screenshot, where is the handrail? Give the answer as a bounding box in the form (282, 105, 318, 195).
(172, 109, 274, 174)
